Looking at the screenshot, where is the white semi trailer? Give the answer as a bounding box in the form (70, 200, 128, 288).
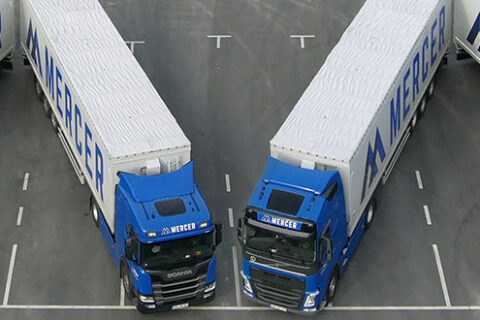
(0, 0, 14, 70)
(454, 0, 480, 63)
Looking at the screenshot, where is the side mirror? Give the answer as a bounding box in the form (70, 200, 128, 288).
(237, 218, 243, 242)
(215, 223, 223, 247)
(125, 237, 134, 261)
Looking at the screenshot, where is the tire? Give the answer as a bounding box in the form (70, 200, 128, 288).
(410, 110, 418, 131)
(426, 80, 435, 101)
(121, 263, 134, 301)
(51, 113, 59, 132)
(33, 76, 44, 101)
(42, 96, 52, 118)
(417, 96, 427, 118)
(90, 196, 99, 228)
(364, 199, 376, 230)
(326, 268, 339, 303)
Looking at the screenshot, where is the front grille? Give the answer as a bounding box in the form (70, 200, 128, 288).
(147, 261, 209, 305)
(250, 267, 305, 309)
(152, 276, 205, 303)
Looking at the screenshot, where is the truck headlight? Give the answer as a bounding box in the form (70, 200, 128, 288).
(205, 281, 216, 293)
(240, 271, 252, 293)
(303, 290, 319, 308)
(138, 294, 155, 304)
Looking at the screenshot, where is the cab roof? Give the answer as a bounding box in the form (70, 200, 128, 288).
(249, 157, 338, 224)
(118, 162, 212, 242)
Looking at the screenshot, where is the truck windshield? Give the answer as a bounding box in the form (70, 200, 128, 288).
(243, 222, 315, 262)
(140, 232, 214, 270)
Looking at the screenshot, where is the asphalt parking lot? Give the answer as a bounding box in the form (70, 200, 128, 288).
(1, 0, 480, 319)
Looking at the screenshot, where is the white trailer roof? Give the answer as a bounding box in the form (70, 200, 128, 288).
(31, 0, 190, 159)
(271, 0, 438, 162)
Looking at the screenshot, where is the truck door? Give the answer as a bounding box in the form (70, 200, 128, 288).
(319, 223, 333, 276)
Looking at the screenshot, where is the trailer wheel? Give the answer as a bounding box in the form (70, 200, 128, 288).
(90, 196, 99, 228)
(33, 76, 44, 101)
(417, 96, 427, 118)
(121, 263, 134, 300)
(42, 96, 51, 118)
(365, 199, 376, 230)
(51, 113, 59, 132)
(426, 80, 435, 101)
(326, 268, 339, 302)
(410, 111, 418, 131)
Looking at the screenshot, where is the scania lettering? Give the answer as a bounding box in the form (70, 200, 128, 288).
(20, 0, 221, 313)
(238, 0, 451, 314)
(454, 0, 480, 63)
(0, 0, 14, 70)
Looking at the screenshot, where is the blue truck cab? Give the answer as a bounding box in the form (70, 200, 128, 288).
(238, 157, 367, 314)
(96, 162, 222, 313)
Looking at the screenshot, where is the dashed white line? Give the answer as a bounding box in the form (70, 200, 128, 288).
(231, 246, 242, 306)
(432, 244, 451, 307)
(3, 244, 18, 306)
(22, 173, 29, 191)
(228, 208, 234, 228)
(207, 35, 232, 49)
(290, 35, 315, 48)
(120, 281, 125, 307)
(225, 174, 231, 193)
(423, 205, 432, 226)
(16, 207, 24, 226)
(415, 170, 424, 190)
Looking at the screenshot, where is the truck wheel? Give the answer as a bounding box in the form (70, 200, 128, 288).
(121, 263, 134, 300)
(42, 96, 52, 118)
(426, 80, 435, 101)
(365, 199, 376, 230)
(51, 114, 59, 132)
(33, 76, 43, 101)
(326, 269, 338, 302)
(417, 96, 427, 118)
(90, 196, 99, 228)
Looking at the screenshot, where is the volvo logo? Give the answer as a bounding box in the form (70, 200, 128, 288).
(250, 256, 256, 262)
(167, 269, 193, 279)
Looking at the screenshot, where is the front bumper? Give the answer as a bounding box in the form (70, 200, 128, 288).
(134, 287, 216, 313)
(243, 291, 326, 316)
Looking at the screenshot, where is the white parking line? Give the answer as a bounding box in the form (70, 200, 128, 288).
(207, 35, 232, 49)
(120, 281, 124, 307)
(290, 35, 315, 48)
(231, 246, 242, 306)
(2, 244, 18, 306)
(432, 244, 451, 307)
(423, 205, 432, 226)
(124, 41, 145, 54)
(22, 173, 29, 191)
(16, 207, 23, 226)
(225, 174, 231, 193)
(228, 208, 234, 228)
(1, 304, 480, 311)
(415, 170, 424, 190)
(325, 306, 480, 311)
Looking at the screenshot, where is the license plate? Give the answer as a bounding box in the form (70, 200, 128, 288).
(269, 304, 287, 312)
(172, 303, 189, 310)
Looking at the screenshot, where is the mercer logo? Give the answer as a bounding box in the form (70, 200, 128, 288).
(467, 12, 480, 52)
(361, 129, 386, 201)
(26, 19, 43, 75)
